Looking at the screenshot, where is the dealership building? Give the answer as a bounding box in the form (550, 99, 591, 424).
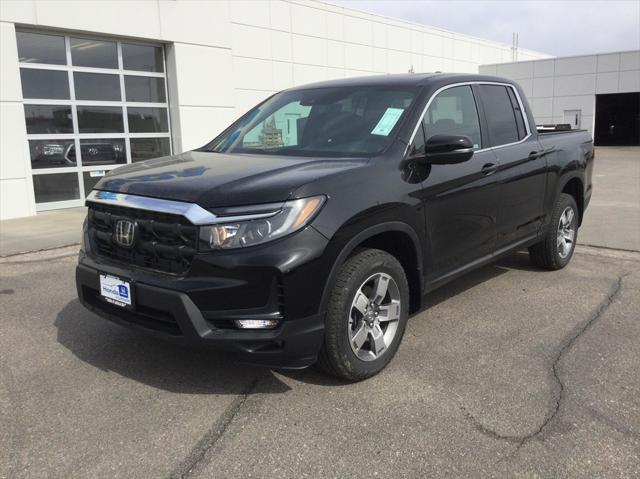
(480, 50, 640, 144)
(3, 2, 636, 221)
(0, 0, 553, 220)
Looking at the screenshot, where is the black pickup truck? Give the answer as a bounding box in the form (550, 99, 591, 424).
(76, 73, 594, 380)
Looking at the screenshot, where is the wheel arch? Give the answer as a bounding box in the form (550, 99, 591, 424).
(559, 175, 585, 225)
(319, 222, 424, 317)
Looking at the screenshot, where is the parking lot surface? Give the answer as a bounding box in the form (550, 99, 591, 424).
(579, 147, 640, 252)
(1, 147, 639, 478)
(2, 249, 638, 478)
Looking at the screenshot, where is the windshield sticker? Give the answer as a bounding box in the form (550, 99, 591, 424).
(371, 108, 404, 136)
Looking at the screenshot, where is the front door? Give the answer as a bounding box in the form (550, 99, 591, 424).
(416, 85, 501, 278)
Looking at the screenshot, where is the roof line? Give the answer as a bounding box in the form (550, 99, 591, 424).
(314, 0, 550, 57)
(480, 48, 640, 66)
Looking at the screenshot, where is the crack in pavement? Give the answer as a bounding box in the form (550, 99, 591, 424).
(459, 406, 523, 445)
(0, 253, 77, 266)
(168, 376, 260, 479)
(585, 405, 640, 442)
(461, 272, 629, 455)
(577, 242, 640, 254)
(0, 243, 80, 260)
(535, 272, 629, 443)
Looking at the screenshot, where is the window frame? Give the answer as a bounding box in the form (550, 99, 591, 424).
(475, 84, 525, 147)
(408, 81, 531, 154)
(204, 86, 421, 158)
(506, 86, 527, 141)
(421, 84, 484, 151)
(17, 29, 172, 211)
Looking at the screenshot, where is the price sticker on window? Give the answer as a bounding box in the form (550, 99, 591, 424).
(371, 108, 404, 136)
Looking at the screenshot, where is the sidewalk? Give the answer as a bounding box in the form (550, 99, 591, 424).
(0, 207, 86, 257)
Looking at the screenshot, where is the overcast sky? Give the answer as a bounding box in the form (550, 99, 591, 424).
(333, 0, 640, 57)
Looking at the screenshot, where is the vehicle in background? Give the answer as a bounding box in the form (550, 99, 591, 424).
(30, 141, 126, 168)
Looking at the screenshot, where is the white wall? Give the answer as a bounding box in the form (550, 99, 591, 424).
(480, 50, 640, 135)
(0, 21, 36, 219)
(167, 0, 549, 151)
(0, 0, 550, 219)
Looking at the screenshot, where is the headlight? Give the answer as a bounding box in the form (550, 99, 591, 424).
(199, 195, 325, 250)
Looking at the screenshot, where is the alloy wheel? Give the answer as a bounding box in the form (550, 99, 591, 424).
(348, 272, 401, 361)
(557, 206, 576, 259)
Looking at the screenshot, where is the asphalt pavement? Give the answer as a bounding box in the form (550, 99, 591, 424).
(0, 147, 639, 478)
(2, 248, 639, 478)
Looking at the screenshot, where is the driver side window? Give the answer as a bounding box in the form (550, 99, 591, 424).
(422, 86, 482, 149)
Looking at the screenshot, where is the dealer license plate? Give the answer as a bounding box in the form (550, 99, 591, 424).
(99, 274, 133, 308)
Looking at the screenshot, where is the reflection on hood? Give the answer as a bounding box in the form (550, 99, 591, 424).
(95, 150, 369, 208)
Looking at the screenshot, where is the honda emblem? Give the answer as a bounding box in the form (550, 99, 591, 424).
(113, 219, 136, 248)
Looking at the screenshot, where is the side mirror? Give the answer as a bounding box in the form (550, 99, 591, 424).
(424, 134, 474, 164)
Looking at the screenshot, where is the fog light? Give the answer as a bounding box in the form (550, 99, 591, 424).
(234, 319, 280, 329)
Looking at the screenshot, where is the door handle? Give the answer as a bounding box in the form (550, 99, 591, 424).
(530, 147, 555, 160)
(481, 163, 499, 175)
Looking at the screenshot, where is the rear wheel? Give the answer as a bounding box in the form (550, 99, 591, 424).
(317, 248, 409, 381)
(529, 193, 578, 270)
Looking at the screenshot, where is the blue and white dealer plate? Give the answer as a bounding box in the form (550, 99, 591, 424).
(99, 274, 132, 307)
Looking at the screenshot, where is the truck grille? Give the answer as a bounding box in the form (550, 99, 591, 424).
(87, 202, 198, 274)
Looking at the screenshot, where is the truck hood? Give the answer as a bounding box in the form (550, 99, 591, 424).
(94, 151, 368, 207)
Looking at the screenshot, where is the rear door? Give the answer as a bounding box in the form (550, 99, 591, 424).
(475, 83, 546, 248)
(417, 85, 501, 277)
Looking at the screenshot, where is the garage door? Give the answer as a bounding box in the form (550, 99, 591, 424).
(17, 30, 172, 211)
(594, 92, 640, 146)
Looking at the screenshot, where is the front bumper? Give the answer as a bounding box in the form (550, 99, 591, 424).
(76, 264, 324, 368)
(76, 225, 332, 369)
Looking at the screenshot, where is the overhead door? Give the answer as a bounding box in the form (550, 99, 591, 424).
(17, 30, 172, 211)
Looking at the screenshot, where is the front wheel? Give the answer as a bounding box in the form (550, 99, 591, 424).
(529, 193, 579, 270)
(317, 248, 410, 381)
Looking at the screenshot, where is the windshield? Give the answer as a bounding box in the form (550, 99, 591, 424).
(204, 85, 419, 157)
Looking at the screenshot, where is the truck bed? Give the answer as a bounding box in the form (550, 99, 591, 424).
(538, 128, 592, 146)
(538, 128, 588, 137)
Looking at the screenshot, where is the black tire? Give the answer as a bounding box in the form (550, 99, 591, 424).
(317, 248, 410, 381)
(529, 193, 579, 270)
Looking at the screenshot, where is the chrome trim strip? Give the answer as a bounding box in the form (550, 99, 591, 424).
(86, 190, 279, 225)
(408, 81, 532, 152)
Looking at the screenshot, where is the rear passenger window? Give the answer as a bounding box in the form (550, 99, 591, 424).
(477, 84, 527, 146)
(423, 85, 482, 149)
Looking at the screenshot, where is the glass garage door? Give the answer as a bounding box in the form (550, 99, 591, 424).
(17, 30, 172, 210)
